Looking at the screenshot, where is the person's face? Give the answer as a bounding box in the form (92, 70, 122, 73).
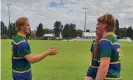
(96, 22, 106, 37)
(22, 20, 30, 34)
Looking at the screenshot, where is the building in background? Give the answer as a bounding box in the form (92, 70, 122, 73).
(42, 34, 55, 40)
(82, 32, 96, 40)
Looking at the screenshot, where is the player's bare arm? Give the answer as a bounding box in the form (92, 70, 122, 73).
(89, 53, 92, 66)
(95, 57, 110, 80)
(25, 48, 59, 63)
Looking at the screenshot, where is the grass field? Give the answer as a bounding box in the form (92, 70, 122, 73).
(1, 40, 133, 80)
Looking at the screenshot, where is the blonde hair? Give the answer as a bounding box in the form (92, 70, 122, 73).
(97, 14, 116, 32)
(15, 17, 28, 31)
(94, 14, 116, 58)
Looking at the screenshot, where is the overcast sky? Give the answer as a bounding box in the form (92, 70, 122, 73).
(1, 0, 133, 31)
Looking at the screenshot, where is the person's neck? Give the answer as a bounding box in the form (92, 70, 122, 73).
(103, 31, 107, 37)
(18, 31, 26, 37)
(103, 31, 114, 37)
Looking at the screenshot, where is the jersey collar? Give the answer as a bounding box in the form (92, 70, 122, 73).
(17, 32, 25, 38)
(104, 32, 115, 37)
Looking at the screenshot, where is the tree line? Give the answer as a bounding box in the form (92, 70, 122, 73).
(1, 21, 83, 39)
(36, 21, 83, 39)
(1, 21, 133, 40)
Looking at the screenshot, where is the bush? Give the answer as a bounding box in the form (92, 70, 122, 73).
(1, 35, 9, 39)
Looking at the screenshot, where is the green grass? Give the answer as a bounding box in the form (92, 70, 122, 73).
(1, 40, 133, 80)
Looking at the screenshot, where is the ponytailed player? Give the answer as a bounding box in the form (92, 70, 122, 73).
(85, 24, 103, 80)
(85, 15, 121, 80)
(95, 14, 122, 80)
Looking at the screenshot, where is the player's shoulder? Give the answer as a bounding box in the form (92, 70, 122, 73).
(13, 35, 23, 42)
(100, 35, 118, 44)
(12, 35, 27, 45)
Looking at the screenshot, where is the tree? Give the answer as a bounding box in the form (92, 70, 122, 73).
(1, 21, 7, 36)
(126, 26, 133, 39)
(11, 23, 17, 38)
(115, 19, 119, 36)
(62, 23, 76, 39)
(36, 23, 44, 38)
(86, 29, 90, 32)
(29, 30, 36, 39)
(43, 28, 54, 34)
(7, 23, 17, 39)
(60, 25, 63, 34)
(62, 24, 70, 39)
(69, 23, 76, 38)
(119, 27, 127, 38)
(132, 28, 133, 40)
(76, 29, 83, 37)
(53, 21, 62, 37)
(118, 26, 133, 40)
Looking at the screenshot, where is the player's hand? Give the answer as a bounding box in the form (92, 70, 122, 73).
(46, 47, 59, 55)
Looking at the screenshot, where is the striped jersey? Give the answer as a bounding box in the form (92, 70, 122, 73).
(98, 32, 122, 79)
(11, 33, 31, 73)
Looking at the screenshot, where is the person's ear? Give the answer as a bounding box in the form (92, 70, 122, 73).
(20, 26, 23, 31)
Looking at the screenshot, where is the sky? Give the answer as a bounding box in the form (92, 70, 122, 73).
(1, 0, 133, 31)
